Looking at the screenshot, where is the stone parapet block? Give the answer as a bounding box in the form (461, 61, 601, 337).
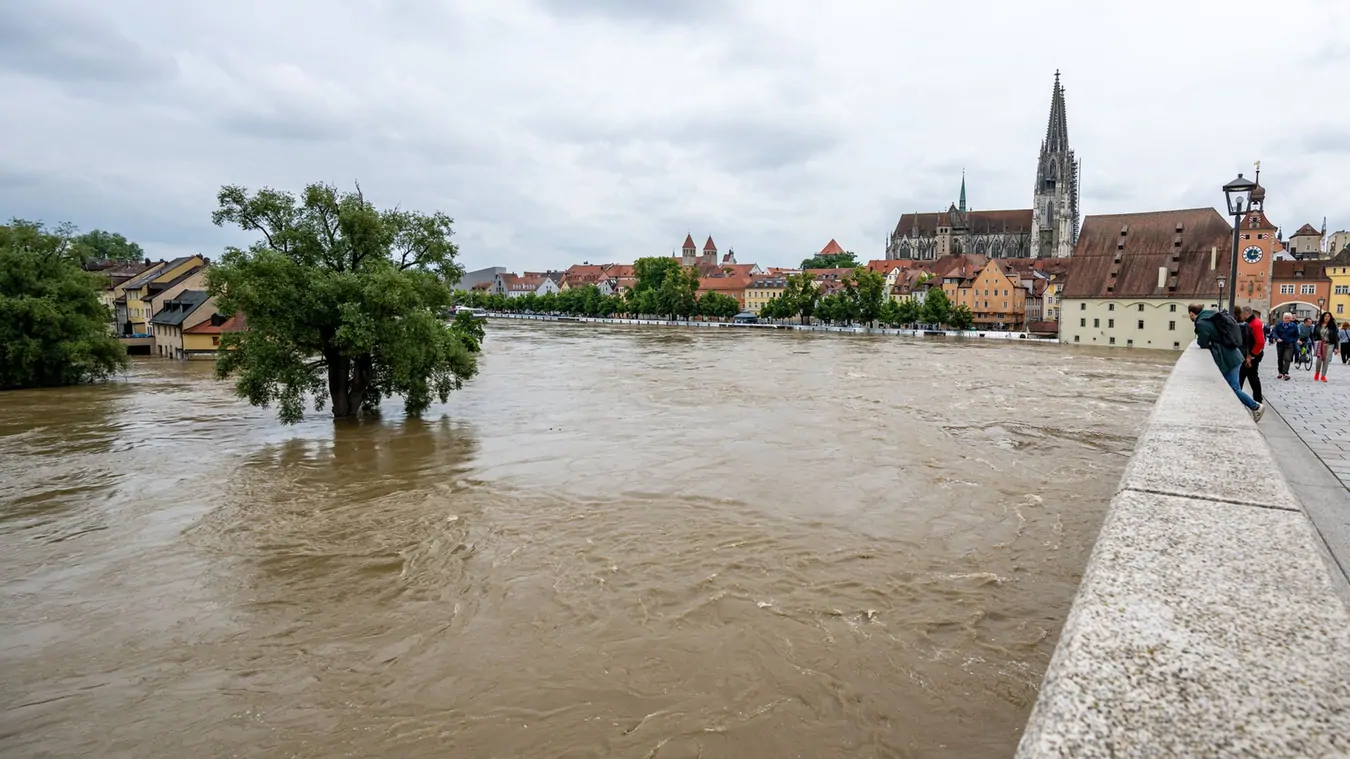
(1017, 342, 1350, 758)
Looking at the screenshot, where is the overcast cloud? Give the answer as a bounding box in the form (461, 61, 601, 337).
(1, 0, 1347, 271)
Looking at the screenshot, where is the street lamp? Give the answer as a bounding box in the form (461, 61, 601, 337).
(1216, 275, 1226, 310)
(1222, 173, 1258, 313)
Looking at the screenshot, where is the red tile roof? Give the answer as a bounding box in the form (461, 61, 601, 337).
(682, 234, 696, 250)
(698, 275, 750, 292)
(1271, 260, 1329, 281)
(1292, 223, 1322, 237)
(819, 238, 846, 255)
(866, 259, 920, 275)
(704, 236, 717, 252)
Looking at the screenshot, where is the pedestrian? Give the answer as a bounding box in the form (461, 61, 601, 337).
(1272, 311, 1300, 380)
(1312, 311, 1340, 382)
(1188, 304, 1264, 420)
(1340, 320, 1350, 364)
(1238, 306, 1265, 403)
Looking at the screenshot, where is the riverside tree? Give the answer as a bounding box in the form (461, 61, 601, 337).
(922, 287, 952, 326)
(697, 291, 740, 319)
(849, 267, 887, 326)
(206, 183, 482, 423)
(0, 220, 128, 389)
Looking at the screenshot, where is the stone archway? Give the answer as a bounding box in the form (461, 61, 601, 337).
(1269, 301, 1323, 321)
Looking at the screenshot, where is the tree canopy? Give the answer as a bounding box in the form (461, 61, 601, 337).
(72, 229, 145, 263)
(630, 257, 700, 319)
(206, 183, 481, 423)
(0, 220, 127, 389)
(800, 251, 858, 270)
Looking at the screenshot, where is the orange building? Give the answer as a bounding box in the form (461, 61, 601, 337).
(929, 254, 1028, 329)
(697, 275, 752, 310)
(1269, 260, 1331, 320)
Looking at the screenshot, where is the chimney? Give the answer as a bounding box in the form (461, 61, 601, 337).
(1158, 266, 1167, 289)
(1210, 246, 1217, 270)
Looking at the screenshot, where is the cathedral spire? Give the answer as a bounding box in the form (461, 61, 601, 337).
(1044, 70, 1069, 153)
(959, 171, 967, 214)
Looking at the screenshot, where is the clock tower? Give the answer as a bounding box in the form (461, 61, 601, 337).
(1234, 167, 1277, 316)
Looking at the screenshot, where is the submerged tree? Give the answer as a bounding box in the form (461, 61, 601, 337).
(0, 220, 128, 389)
(206, 183, 482, 423)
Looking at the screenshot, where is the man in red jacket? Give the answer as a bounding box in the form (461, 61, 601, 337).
(1239, 307, 1265, 403)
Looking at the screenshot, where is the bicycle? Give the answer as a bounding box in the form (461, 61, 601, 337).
(1294, 341, 1314, 371)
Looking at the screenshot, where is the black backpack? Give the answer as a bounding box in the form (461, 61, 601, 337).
(1209, 309, 1244, 349)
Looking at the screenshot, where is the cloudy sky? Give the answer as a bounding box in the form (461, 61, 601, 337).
(2, 0, 1347, 272)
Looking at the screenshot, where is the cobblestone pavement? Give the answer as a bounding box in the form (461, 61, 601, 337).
(1260, 353, 1350, 490)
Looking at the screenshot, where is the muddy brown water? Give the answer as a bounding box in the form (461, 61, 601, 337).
(0, 321, 1174, 758)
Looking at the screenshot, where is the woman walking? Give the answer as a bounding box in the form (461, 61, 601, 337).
(1340, 321, 1350, 364)
(1312, 312, 1340, 382)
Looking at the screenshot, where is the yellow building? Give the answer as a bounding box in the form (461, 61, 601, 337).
(119, 255, 206, 335)
(745, 274, 789, 314)
(1327, 248, 1350, 321)
(150, 290, 216, 359)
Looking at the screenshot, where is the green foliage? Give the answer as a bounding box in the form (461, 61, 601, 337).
(783, 272, 820, 325)
(799, 251, 858, 270)
(0, 220, 127, 389)
(758, 293, 789, 320)
(849, 267, 887, 325)
(949, 304, 975, 330)
(207, 183, 478, 423)
(895, 296, 920, 326)
(71, 229, 145, 263)
(878, 298, 902, 327)
(922, 286, 952, 326)
(632, 257, 683, 293)
(697, 291, 740, 319)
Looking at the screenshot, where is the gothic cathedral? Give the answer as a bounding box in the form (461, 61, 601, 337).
(886, 72, 1080, 260)
(1030, 72, 1080, 259)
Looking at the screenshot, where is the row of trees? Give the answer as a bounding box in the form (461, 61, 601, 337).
(452, 256, 741, 320)
(1, 221, 129, 389)
(756, 267, 974, 329)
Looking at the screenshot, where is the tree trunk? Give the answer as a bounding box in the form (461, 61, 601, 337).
(326, 353, 373, 419)
(328, 355, 354, 418)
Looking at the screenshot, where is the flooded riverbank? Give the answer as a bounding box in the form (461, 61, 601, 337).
(0, 322, 1174, 757)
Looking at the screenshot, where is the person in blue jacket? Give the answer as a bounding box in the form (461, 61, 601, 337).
(1189, 304, 1264, 421)
(1271, 312, 1301, 380)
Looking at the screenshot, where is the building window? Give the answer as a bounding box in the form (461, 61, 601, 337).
(1127, 339, 1134, 346)
(1335, 285, 1349, 295)
(1074, 335, 1080, 342)
(1301, 284, 1316, 295)
(1280, 284, 1295, 294)
(1339, 304, 1345, 315)
(1138, 319, 1144, 329)
(1093, 318, 1100, 328)
(1169, 320, 1176, 331)
(1169, 304, 1177, 312)
(212, 336, 220, 346)
(1110, 337, 1116, 344)
(1108, 303, 1115, 311)
(1173, 341, 1180, 349)
(1080, 303, 1086, 310)
(1108, 319, 1115, 328)
(1080, 318, 1086, 327)
(1137, 304, 1144, 312)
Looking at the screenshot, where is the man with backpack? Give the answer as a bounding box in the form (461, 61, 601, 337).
(1188, 303, 1264, 421)
(1237, 307, 1264, 404)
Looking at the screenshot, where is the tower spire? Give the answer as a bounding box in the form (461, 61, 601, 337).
(1044, 70, 1069, 152)
(959, 170, 967, 214)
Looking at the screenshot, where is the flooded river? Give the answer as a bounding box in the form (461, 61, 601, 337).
(0, 321, 1174, 758)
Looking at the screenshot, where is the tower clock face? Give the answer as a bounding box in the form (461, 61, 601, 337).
(1242, 246, 1263, 264)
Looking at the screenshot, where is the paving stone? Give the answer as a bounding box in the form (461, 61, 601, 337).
(1263, 363, 1350, 491)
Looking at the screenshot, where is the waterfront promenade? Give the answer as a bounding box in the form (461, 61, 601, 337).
(1262, 363, 1350, 587)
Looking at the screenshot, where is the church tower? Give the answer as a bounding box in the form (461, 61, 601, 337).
(1030, 71, 1080, 259)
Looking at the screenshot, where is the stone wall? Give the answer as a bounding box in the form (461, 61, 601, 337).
(1016, 344, 1350, 757)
